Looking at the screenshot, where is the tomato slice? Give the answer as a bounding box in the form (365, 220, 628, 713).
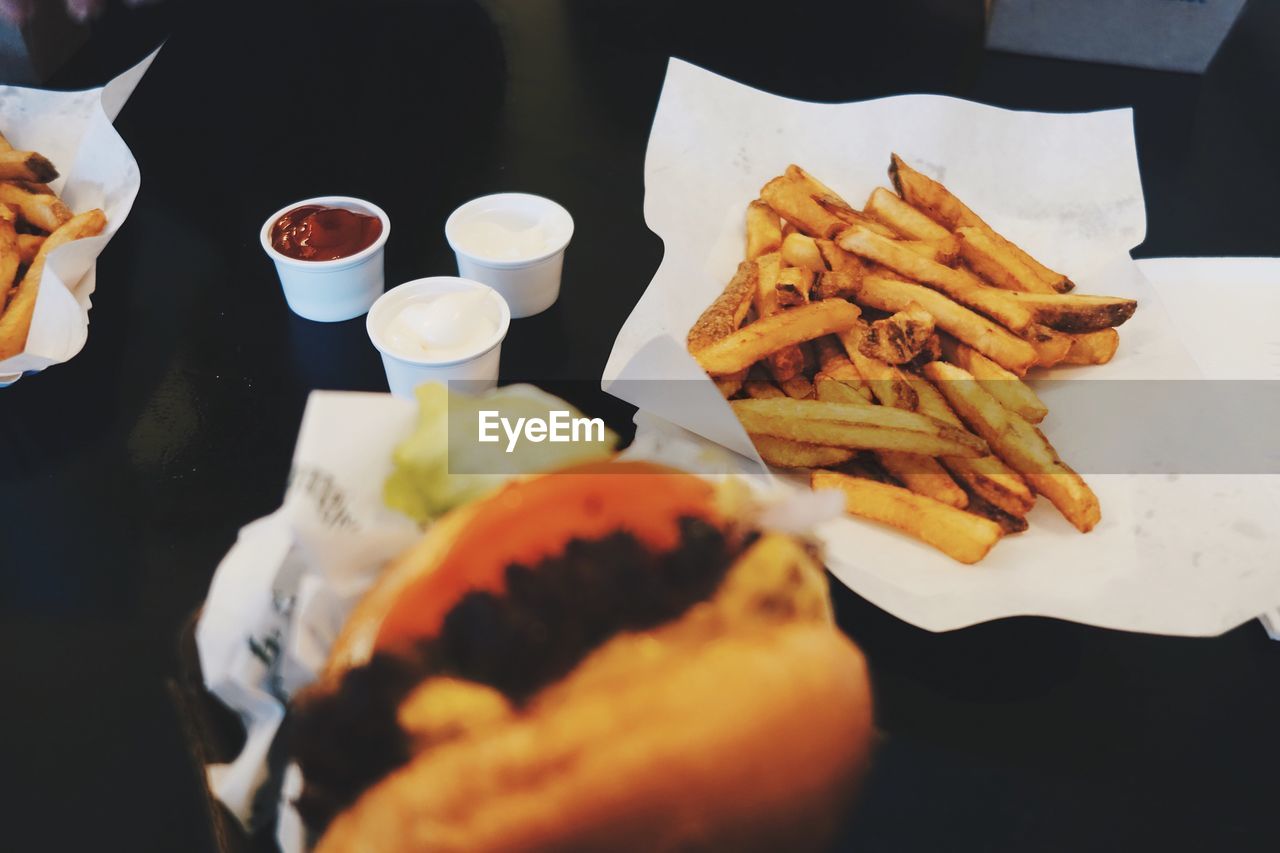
(374, 462, 718, 653)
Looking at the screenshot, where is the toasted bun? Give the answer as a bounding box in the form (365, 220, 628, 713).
(317, 620, 872, 853)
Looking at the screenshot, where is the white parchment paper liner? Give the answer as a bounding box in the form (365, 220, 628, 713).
(0, 48, 156, 384)
(603, 60, 1279, 637)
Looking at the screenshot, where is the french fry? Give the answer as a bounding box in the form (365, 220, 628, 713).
(864, 186, 961, 259)
(743, 377, 787, 399)
(812, 470, 1001, 563)
(837, 224, 1034, 332)
(939, 336, 1048, 423)
(889, 153, 1073, 292)
(855, 275, 1039, 374)
(731, 398, 988, 457)
(0, 208, 106, 360)
(907, 373, 1036, 517)
(812, 270, 859, 301)
(956, 226, 1057, 294)
(1023, 323, 1072, 368)
(759, 175, 846, 239)
(0, 182, 71, 232)
(836, 321, 918, 409)
(753, 435, 855, 469)
(780, 232, 827, 273)
(775, 266, 813, 306)
(694, 299, 862, 376)
(962, 489, 1030, 535)
(923, 361, 1100, 532)
(859, 303, 936, 365)
(715, 373, 746, 398)
(815, 374, 875, 405)
(0, 217, 18, 297)
(745, 199, 783, 260)
(0, 150, 59, 183)
(754, 251, 805, 381)
(878, 453, 968, 508)
(1061, 328, 1120, 365)
(784, 164, 855, 213)
(687, 260, 758, 353)
(1002, 290, 1137, 333)
(779, 374, 815, 400)
(812, 334, 874, 402)
(16, 233, 43, 265)
(815, 239, 871, 277)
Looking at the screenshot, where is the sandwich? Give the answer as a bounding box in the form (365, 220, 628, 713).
(289, 461, 874, 852)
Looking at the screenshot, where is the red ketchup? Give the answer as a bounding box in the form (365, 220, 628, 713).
(270, 205, 382, 261)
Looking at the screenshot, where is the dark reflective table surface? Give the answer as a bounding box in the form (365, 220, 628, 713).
(2, 1, 1278, 851)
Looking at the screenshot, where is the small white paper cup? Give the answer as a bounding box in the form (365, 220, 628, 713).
(444, 193, 574, 318)
(260, 196, 391, 323)
(366, 276, 511, 398)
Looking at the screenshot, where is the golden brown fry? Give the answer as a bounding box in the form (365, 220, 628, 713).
(812, 334, 874, 401)
(0, 182, 71, 232)
(877, 452, 968, 508)
(812, 270, 859, 301)
(855, 275, 1039, 374)
(0, 217, 18, 297)
(1061, 328, 1120, 365)
(1001, 290, 1137, 333)
(814, 374, 875, 406)
(956, 226, 1057, 294)
(687, 260, 758, 353)
(837, 321, 918, 409)
(759, 175, 846, 239)
(16, 233, 42, 265)
(784, 165, 854, 212)
(779, 374, 816, 400)
(864, 186, 961, 259)
(889, 153, 1072, 292)
(754, 251, 805, 381)
(962, 489, 1029, 535)
(775, 266, 812, 307)
(939, 336, 1048, 423)
(743, 378, 787, 400)
(0, 208, 107, 360)
(780, 232, 827, 273)
(731, 398, 988, 457)
(745, 199, 783, 260)
(752, 434, 855, 469)
(837, 224, 1034, 332)
(812, 469, 1001, 563)
(923, 361, 1100, 532)
(1023, 323, 1072, 368)
(715, 372, 747, 398)
(0, 150, 58, 183)
(815, 239, 870, 277)
(694, 299, 862, 376)
(908, 375, 1035, 518)
(859, 303, 936, 365)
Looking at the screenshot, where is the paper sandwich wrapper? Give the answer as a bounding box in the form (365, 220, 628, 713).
(0, 48, 157, 385)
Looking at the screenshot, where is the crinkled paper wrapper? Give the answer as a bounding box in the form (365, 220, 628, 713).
(0, 49, 155, 384)
(603, 59, 1280, 638)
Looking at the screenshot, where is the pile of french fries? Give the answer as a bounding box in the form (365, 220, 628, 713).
(0, 130, 107, 361)
(687, 156, 1136, 563)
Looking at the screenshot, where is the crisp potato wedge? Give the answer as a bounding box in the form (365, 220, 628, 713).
(1002, 290, 1137, 333)
(924, 361, 1100, 532)
(694, 299, 862, 375)
(889, 154, 1072, 292)
(754, 251, 805, 381)
(0, 182, 70, 232)
(812, 469, 1001, 563)
(838, 224, 1033, 332)
(956, 226, 1057, 295)
(752, 434, 854, 469)
(907, 373, 1035, 517)
(746, 199, 783, 260)
(687, 260, 757, 353)
(940, 336, 1048, 423)
(0, 208, 107, 360)
(1061, 328, 1120, 365)
(759, 175, 845, 239)
(780, 232, 827, 273)
(855, 275, 1039, 374)
(0, 150, 58, 183)
(731, 397, 988, 457)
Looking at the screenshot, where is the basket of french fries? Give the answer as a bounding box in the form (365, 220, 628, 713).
(605, 59, 1280, 636)
(0, 52, 154, 384)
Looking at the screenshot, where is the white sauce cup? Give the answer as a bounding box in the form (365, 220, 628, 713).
(444, 193, 574, 318)
(366, 276, 511, 398)
(260, 196, 390, 322)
